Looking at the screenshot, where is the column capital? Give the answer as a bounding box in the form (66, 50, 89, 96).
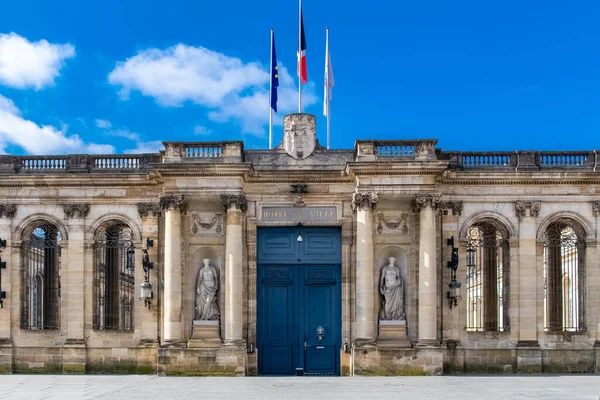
(220, 194, 247, 212)
(351, 192, 378, 212)
(592, 201, 600, 218)
(0, 204, 17, 218)
(159, 194, 185, 211)
(440, 200, 463, 216)
(413, 193, 441, 211)
(138, 202, 161, 219)
(514, 200, 542, 219)
(63, 204, 90, 219)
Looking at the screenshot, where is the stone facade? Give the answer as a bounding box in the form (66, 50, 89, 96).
(0, 115, 599, 375)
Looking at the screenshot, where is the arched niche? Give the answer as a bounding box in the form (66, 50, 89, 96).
(375, 246, 408, 319)
(185, 247, 223, 333)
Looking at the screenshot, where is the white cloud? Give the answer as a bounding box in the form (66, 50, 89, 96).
(194, 125, 212, 136)
(108, 44, 317, 136)
(0, 95, 114, 154)
(95, 119, 112, 129)
(0, 32, 75, 90)
(124, 140, 164, 154)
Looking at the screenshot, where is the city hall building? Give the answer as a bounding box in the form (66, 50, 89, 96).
(0, 113, 599, 375)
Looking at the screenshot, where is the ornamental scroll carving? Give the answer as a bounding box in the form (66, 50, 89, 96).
(191, 212, 223, 236)
(593, 201, 600, 218)
(376, 212, 409, 235)
(159, 194, 185, 210)
(440, 201, 463, 216)
(63, 204, 90, 219)
(0, 204, 17, 218)
(351, 192, 378, 211)
(413, 193, 442, 211)
(514, 200, 542, 219)
(220, 194, 247, 212)
(137, 203, 161, 218)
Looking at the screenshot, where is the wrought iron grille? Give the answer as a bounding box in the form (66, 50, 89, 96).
(466, 222, 509, 331)
(21, 223, 61, 330)
(93, 223, 135, 331)
(543, 221, 584, 331)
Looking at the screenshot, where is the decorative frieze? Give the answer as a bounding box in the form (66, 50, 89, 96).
(413, 193, 442, 211)
(376, 212, 409, 235)
(137, 202, 161, 219)
(159, 194, 185, 211)
(514, 200, 542, 219)
(0, 204, 17, 218)
(593, 201, 600, 218)
(191, 212, 223, 236)
(351, 192, 378, 212)
(63, 204, 90, 219)
(440, 200, 463, 216)
(220, 194, 247, 212)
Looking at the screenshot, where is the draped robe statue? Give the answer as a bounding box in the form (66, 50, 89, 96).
(195, 258, 220, 321)
(379, 257, 406, 320)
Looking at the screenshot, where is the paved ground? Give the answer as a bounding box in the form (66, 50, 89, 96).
(0, 375, 598, 400)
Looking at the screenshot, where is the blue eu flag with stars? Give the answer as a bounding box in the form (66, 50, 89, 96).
(270, 33, 279, 112)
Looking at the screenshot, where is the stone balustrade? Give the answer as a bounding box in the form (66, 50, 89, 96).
(444, 150, 600, 171)
(0, 154, 159, 174)
(162, 141, 244, 163)
(355, 139, 438, 161)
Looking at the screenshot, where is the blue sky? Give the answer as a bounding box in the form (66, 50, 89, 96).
(0, 0, 599, 155)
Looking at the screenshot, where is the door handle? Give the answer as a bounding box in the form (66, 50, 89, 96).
(304, 341, 307, 350)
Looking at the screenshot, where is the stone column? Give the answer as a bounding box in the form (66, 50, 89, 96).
(62, 204, 89, 373)
(592, 201, 600, 363)
(440, 201, 463, 342)
(62, 204, 90, 343)
(160, 194, 185, 345)
(352, 192, 378, 341)
(221, 194, 247, 345)
(514, 200, 542, 372)
(137, 203, 161, 343)
(0, 204, 15, 373)
(415, 193, 441, 344)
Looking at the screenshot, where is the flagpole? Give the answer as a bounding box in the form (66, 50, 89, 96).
(298, 0, 302, 113)
(326, 27, 330, 149)
(269, 28, 274, 149)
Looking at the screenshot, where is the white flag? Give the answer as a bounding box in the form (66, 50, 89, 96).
(323, 31, 334, 117)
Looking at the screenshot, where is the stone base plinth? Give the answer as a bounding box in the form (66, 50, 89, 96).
(352, 342, 442, 376)
(188, 320, 222, 349)
(378, 320, 412, 348)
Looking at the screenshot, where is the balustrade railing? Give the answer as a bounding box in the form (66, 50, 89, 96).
(376, 142, 415, 157)
(184, 143, 222, 158)
(539, 152, 590, 167)
(20, 157, 68, 170)
(91, 155, 141, 169)
(445, 150, 599, 170)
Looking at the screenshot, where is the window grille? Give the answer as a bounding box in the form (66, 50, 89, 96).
(466, 222, 510, 331)
(21, 223, 61, 329)
(543, 221, 584, 331)
(93, 222, 135, 331)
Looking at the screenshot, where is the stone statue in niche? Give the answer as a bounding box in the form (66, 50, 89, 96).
(379, 257, 406, 320)
(195, 258, 220, 321)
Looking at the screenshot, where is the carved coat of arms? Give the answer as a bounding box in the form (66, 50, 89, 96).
(283, 114, 316, 160)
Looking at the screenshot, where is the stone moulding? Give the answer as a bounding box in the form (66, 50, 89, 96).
(413, 193, 442, 211)
(351, 192, 378, 211)
(63, 204, 90, 219)
(440, 200, 463, 216)
(137, 202, 161, 218)
(0, 204, 17, 218)
(592, 201, 600, 217)
(159, 194, 185, 210)
(514, 200, 542, 219)
(376, 213, 409, 234)
(220, 194, 247, 212)
(191, 213, 223, 236)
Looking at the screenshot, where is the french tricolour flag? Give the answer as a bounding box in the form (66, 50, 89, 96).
(297, 8, 307, 84)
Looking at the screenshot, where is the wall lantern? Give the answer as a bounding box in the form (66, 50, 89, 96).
(466, 245, 476, 269)
(139, 238, 154, 308)
(446, 236, 463, 309)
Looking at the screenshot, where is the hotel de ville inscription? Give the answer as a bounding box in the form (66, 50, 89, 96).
(261, 206, 337, 223)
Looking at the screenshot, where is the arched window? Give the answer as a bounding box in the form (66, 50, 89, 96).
(543, 220, 584, 331)
(466, 221, 510, 331)
(21, 223, 61, 330)
(93, 222, 135, 331)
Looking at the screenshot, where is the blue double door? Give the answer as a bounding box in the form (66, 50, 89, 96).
(257, 226, 341, 376)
